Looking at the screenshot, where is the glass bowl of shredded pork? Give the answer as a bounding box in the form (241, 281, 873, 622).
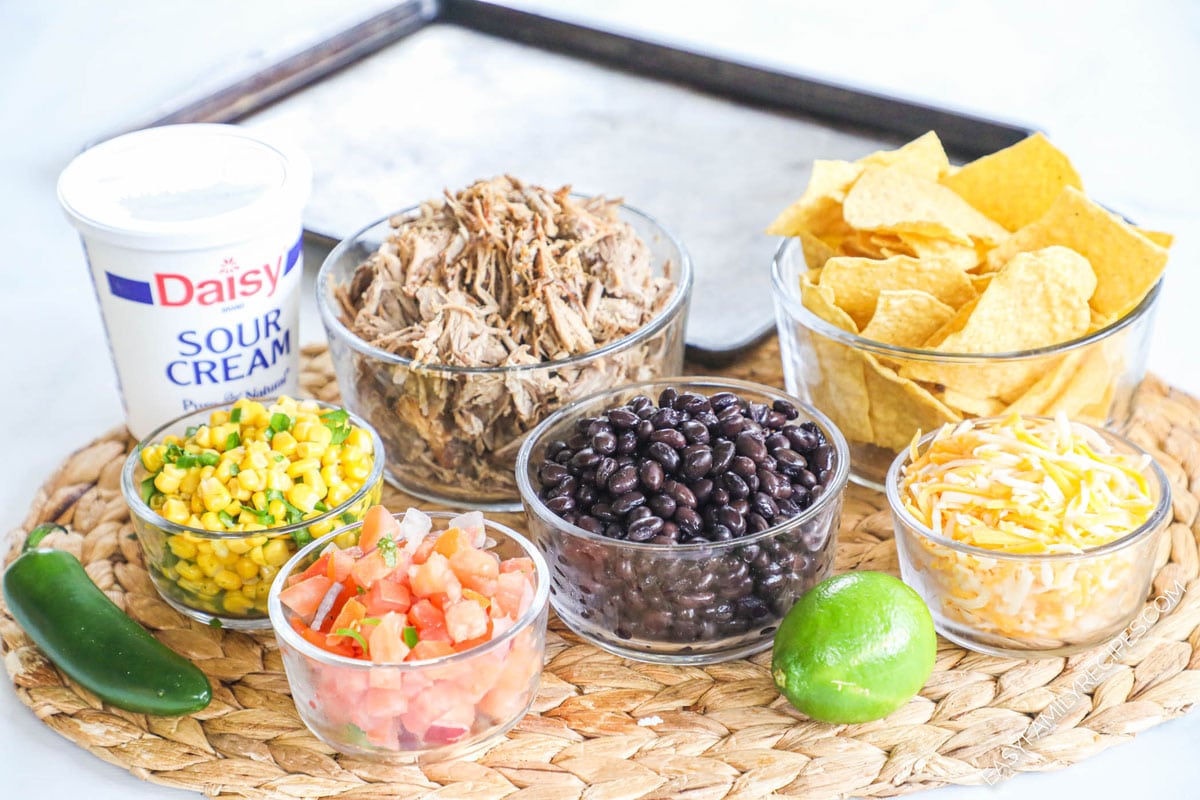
(318, 177, 692, 509)
(886, 413, 1171, 658)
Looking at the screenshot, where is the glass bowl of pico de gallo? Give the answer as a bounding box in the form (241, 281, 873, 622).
(886, 413, 1172, 658)
(268, 506, 549, 761)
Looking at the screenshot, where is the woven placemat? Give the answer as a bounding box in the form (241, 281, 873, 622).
(5, 339, 1200, 800)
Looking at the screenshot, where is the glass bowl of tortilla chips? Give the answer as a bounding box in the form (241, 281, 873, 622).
(768, 132, 1170, 488)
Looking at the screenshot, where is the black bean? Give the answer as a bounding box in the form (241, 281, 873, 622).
(637, 405, 656, 420)
(570, 515, 597, 533)
(595, 457, 618, 488)
(539, 462, 569, 486)
(711, 440, 736, 474)
(813, 444, 835, 473)
(731, 498, 750, 516)
(709, 392, 739, 411)
(612, 491, 646, 515)
(627, 515, 665, 541)
(553, 449, 573, 464)
(648, 493, 677, 518)
(650, 428, 687, 449)
(592, 431, 617, 454)
(691, 478, 714, 506)
(681, 419, 709, 445)
(722, 471, 750, 499)
(570, 448, 601, 471)
(547, 477, 577, 500)
(777, 497, 801, 516)
(546, 495, 576, 514)
(628, 506, 652, 522)
(608, 465, 638, 495)
(752, 492, 779, 519)
(639, 459, 665, 492)
(665, 480, 697, 508)
(711, 487, 730, 506)
(651, 407, 683, 429)
(735, 431, 768, 462)
(683, 448, 713, 480)
(797, 469, 818, 489)
(717, 506, 746, 536)
(617, 430, 639, 454)
(658, 387, 679, 408)
(731, 455, 757, 479)
(647, 441, 680, 472)
(568, 433, 588, 450)
(681, 393, 711, 415)
(635, 419, 654, 439)
(764, 411, 788, 429)
(546, 439, 568, 458)
(674, 506, 702, 533)
(746, 512, 770, 533)
(608, 407, 638, 429)
(785, 425, 819, 451)
(719, 416, 746, 439)
(630, 395, 653, 412)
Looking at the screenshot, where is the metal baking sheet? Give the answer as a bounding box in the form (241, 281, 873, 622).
(143, 0, 1029, 360)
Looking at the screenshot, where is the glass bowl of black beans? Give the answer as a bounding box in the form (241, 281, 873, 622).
(516, 378, 849, 664)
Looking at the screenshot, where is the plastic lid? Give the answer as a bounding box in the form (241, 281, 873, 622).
(58, 123, 312, 250)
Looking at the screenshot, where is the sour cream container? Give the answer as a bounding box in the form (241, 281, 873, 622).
(58, 124, 312, 438)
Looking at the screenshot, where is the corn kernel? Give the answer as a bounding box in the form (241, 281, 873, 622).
(224, 592, 256, 614)
(326, 483, 354, 507)
(155, 464, 186, 494)
(200, 512, 225, 532)
(179, 470, 201, 496)
(186, 514, 204, 529)
(241, 449, 270, 471)
(292, 420, 316, 442)
(287, 483, 319, 513)
(200, 477, 232, 513)
(295, 441, 327, 460)
(196, 552, 221, 577)
(302, 470, 327, 500)
(168, 536, 197, 560)
(162, 434, 183, 446)
(263, 539, 292, 567)
(255, 582, 274, 600)
(236, 559, 259, 580)
(271, 430, 298, 456)
(346, 427, 372, 453)
(162, 497, 190, 525)
(226, 537, 252, 555)
(141, 446, 165, 473)
(192, 426, 213, 448)
(344, 460, 371, 482)
(308, 518, 335, 537)
(286, 457, 321, 478)
(197, 580, 220, 597)
(214, 570, 242, 591)
(175, 563, 202, 582)
(249, 546, 267, 566)
(320, 464, 342, 487)
(266, 471, 293, 493)
(321, 448, 340, 467)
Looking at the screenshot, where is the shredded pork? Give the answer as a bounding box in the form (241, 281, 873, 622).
(334, 176, 680, 502)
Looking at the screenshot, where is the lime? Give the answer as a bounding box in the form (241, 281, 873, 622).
(771, 571, 936, 724)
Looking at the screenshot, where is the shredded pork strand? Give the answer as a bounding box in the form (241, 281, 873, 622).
(335, 176, 679, 502)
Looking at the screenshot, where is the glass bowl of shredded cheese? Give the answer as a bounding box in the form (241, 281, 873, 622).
(886, 413, 1171, 657)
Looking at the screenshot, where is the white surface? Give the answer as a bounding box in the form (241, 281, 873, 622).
(1, 1, 1197, 799)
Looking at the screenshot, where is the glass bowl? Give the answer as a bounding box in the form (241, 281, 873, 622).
(121, 399, 385, 629)
(771, 237, 1161, 489)
(267, 511, 550, 761)
(317, 199, 692, 512)
(516, 377, 849, 664)
(886, 420, 1172, 658)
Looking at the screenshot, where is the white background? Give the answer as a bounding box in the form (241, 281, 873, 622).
(1, 1, 1196, 798)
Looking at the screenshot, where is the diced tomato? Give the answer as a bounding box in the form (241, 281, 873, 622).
(407, 598, 445, 630)
(449, 548, 500, 595)
(409, 552, 463, 602)
(350, 549, 394, 589)
(493, 571, 532, 618)
(364, 580, 411, 616)
(411, 536, 437, 564)
(500, 557, 535, 575)
(291, 617, 356, 658)
(411, 640, 455, 660)
(359, 505, 401, 553)
(360, 713, 400, 748)
(293, 553, 331, 585)
(433, 527, 471, 558)
(316, 581, 358, 633)
(326, 548, 359, 583)
(326, 598, 367, 650)
(462, 588, 491, 609)
(444, 599, 489, 644)
(279, 575, 334, 620)
(368, 612, 411, 663)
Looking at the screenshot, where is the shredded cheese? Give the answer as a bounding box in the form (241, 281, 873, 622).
(898, 413, 1158, 644)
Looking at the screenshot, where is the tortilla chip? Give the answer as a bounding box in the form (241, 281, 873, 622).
(904, 234, 982, 271)
(1004, 351, 1085, 416)
(985, 187, 1168, 318)
(843, 166, 1009, 245)
(1136, 228, 1174, 249)
(940, 133, 1082, 231)
(860, 290, 955, 347)
(797, 229, 838, 270)
(933, 387, 1007, 417)
(819, 254, 977, 328)
(860, 131, 950, 181)
(938, 247, 1096, 354)
(800, 270, 857, 332)
(1042, 345, 1119, 419)
(767, 159, 862, 236)
(863, 354, 960, 450)
(922, 296, 980, 348)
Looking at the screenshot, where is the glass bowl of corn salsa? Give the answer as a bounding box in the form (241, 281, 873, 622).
(121, 396, 385, 628)
(886, 413, 1171, 658)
